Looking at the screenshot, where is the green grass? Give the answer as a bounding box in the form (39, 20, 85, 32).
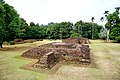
(0, 39, 61, 80)
(0, 39, 120, 80)
(0, 51, 46, 80)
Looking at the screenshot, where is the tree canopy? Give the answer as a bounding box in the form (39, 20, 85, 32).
(0, 1, 20, 48)
(108, 7, 120, 42)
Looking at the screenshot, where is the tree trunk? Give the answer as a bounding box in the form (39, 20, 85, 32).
(0, 41, 3, 48)
(91, 23, 93, 39)
(0, 43, 3, 48)
(106, 29, 110, 42)
(81, 26, 82, 37)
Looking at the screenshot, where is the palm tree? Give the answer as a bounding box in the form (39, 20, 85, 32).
(104, 10, 110, 42)
(104, 10, 109, 17)
(79, 20, 83, 37)
(91, 17, 95, 39)
(91, 17, 95, 22)
(115, 7, 120, 12)
(100, 17, 107, 39)
(100, 17, 104, 22)
(100, 17, 105, 29)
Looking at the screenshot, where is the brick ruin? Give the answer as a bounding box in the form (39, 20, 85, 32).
(21, 38, 90, 69)
(62, 37, 91, 44)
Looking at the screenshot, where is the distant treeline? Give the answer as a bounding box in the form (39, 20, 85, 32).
(18, 21, 102, 40)
(0, 0, 120, 48)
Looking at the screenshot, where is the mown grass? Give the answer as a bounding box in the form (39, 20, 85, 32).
(46, 40, 120, 80)
(0, 39, 120, 80)
(0, 39, 61, 80)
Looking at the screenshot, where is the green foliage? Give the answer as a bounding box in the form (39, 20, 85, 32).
(18, 20, 46, 39)
(115, 36, 120, 42)
(0, 0, 5, 4)
(0, 3, 5, 42)
(105, 22, 111, 29)
(99, 28, 107, 40)
(70, 32, 80, 38)
(110, 25, 120, 41)
(74, 21, 102, 39)
(0, 1, 20, 48)
(18, 18, 28, 39)
(59, 22, 73, 39)
(104, 7, 120, 42)
(30, 22, 35, 27)
(46, 22, 60, 39)
(74, 20, 83, 35)
(46, 22, 73, 39)
(9, 41, 15, 45)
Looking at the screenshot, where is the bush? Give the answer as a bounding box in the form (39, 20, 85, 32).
(115, 36, 120, 42)
(3, 41, 9, 45)
(9, 41, 15, 45)
(99, 28, 107, 40)
(70, 33, 80, 38)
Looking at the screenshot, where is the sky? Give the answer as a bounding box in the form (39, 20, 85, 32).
(4, 0, 120, 25)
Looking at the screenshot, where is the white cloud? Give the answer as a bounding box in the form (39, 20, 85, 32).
(4, 0, 120, 25)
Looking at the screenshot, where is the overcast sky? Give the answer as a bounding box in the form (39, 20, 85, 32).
(4, 0, 120, 25)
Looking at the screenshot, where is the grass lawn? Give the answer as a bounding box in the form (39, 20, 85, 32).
(0, 40, 61, 80)
(0, 40, 120, 80)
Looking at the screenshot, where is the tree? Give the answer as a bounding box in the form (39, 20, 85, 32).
(70, 31, 79, 38)
(92, 23, 102, 39)
(0, 1, 20, 48)
(40, 24, 48, 39)
(81, 22, 91, 38)
(30, 22, 35, 27)
(91, 17, 95, 22)
(0, 2, 5, 48)
(91, 17, 95, 39)
(59, 22, 73, 39)
(100, 17, 104, 22)
(104, 7, 120, 42)
(0, 0, 5, 4)
(74, 21, 101, 39)
(18, 18, 29, 39)
(46, 22, 60, 39)
(104, 10, 109, 17)
(115, 7, 120, 11)
(46, 22, 73, 39)
(104, 10, 110, 42)
(74, 20, 83, 37)
(109, 7, 120, 42)
(99, 17, 107, 40)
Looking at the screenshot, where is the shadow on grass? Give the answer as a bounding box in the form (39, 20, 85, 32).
(13, 54, 99, 75)
(89, 51, 99, 69)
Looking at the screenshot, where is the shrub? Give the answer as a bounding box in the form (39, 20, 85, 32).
(9, 41, 15, 45)
(70, 33, 80, 38)
(115, 36, 120, 42)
